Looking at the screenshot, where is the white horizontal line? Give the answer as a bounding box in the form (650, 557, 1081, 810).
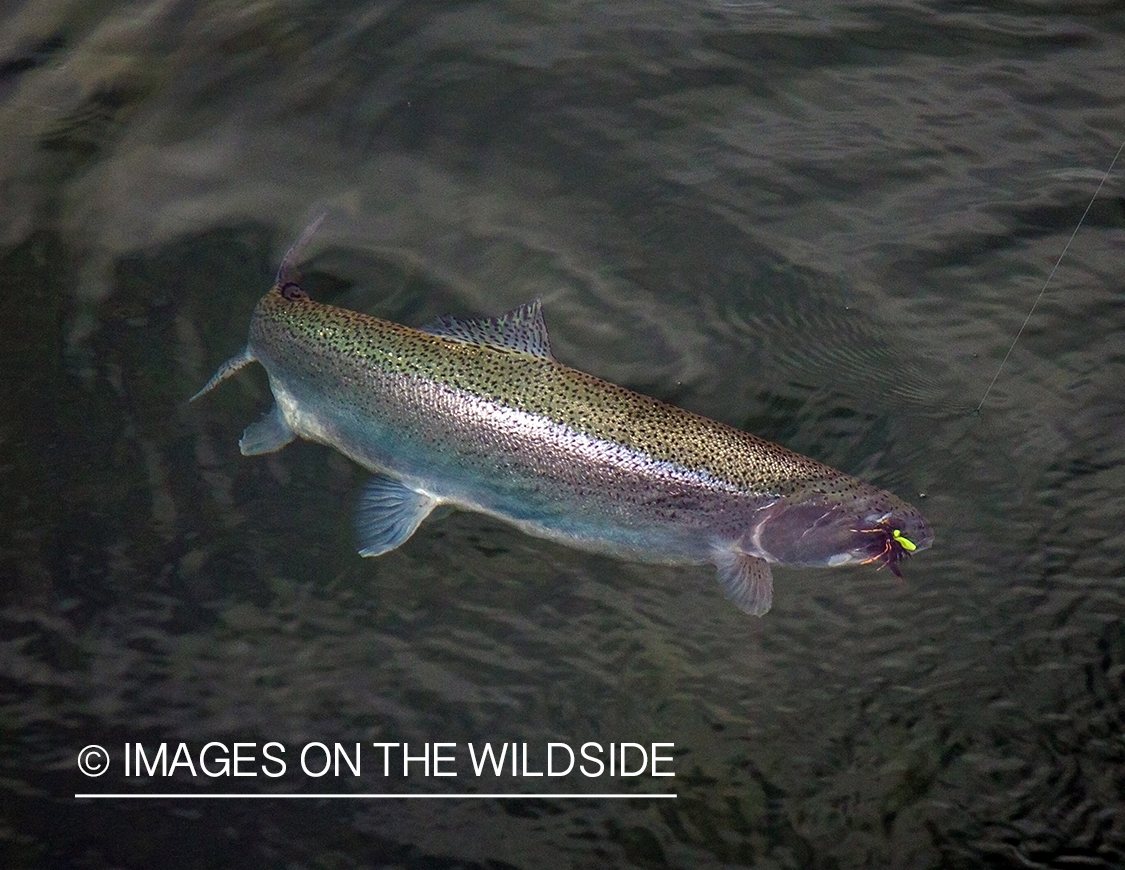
(76, 793, 676, 800)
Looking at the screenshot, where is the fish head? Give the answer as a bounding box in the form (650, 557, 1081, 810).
(748, 481, 932, 576)
(842, 498, 933, 577)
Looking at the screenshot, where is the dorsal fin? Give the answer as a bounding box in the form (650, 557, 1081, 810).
(421, 299, 555, 360)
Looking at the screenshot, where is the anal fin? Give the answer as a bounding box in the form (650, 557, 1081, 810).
(239, 404, 296, 455)
(356, 474, 439, 557)
(712, 549, 774, 617)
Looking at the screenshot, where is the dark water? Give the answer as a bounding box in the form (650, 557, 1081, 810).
(3, 0, 1124, 867)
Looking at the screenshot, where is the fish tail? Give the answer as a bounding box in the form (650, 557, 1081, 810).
(190, 347, 256, 402)
(276, 212, 327, 287)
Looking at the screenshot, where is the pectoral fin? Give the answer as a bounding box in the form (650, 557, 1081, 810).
(355, 474, 439, 557)
(239, 404, 296, 455)
(712, 550, 774, 617)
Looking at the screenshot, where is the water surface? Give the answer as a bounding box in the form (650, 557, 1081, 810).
(3, 1, 1124, 867)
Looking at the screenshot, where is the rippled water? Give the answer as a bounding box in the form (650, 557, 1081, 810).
(3, 1, 1124, 867)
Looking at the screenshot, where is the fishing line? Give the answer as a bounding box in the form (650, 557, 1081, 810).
(976, 136, 1125, 412)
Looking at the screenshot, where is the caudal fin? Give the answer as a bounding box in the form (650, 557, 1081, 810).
(190, 347, 255, 402)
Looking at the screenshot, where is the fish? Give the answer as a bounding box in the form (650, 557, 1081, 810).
(193, 223, 932, 616)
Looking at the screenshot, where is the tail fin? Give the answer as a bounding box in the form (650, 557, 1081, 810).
(190, 348, 255, 402)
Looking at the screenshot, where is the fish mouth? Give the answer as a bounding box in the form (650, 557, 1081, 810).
(853, 517, 921, 578)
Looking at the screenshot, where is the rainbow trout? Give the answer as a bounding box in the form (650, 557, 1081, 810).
(193, 227, 931, 616)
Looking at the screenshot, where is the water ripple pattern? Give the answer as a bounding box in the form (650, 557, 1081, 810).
(2, 0, 1124, 868)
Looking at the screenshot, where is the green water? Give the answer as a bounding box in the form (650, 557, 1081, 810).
(3, 1, 1124, 867)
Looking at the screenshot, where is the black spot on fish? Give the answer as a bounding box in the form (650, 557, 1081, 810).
(280, 282, 307, 301)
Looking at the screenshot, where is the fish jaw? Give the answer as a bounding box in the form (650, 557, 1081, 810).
(738, 487, 933, 576)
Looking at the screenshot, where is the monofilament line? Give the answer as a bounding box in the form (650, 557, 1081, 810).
(976, 136, 1125, 412)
